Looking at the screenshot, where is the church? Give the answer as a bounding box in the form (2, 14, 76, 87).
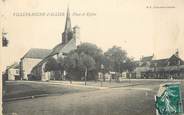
(30, 7, 81, 81)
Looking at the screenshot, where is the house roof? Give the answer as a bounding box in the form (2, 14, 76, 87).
(151, 58, 168, 67)
(141, 56, 153, 62)
(7, 62, 19, 70)
(152, 55, 184, 67)
(138, 54, 184, 67)
(22, 48, 51, 59)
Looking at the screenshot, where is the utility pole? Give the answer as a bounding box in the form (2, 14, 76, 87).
(85, 67, 87, 85)
(100, 64, 104, 87)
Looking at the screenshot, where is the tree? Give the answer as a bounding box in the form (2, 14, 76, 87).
(63, 51, 80, 81)
(44, 57, 59, 72)
(78, 52, 96, 85)
(77, 43, 103, 59)
(63, 51, 96, 80)
(57, 56, 66, 80)
(62, 43, 101, 81)
(121, 57, 136, 72)
(44, 57, 61, 80)
(104, 46, 128, 73)
(76, 43, 103, 71)
(63, 51, 79, 72)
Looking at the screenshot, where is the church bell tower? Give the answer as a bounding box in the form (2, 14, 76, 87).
(62, 7, 72, 44)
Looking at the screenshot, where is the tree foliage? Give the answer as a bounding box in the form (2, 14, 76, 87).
(44, 43, 136, 81)
(76, 43, 104, 70)
(63, 51, 79, 72)
(44, 57, 59, 72)
(104, 46, 134, 72)
(78, 52, 96, 72)
(62, 43, 99, 80)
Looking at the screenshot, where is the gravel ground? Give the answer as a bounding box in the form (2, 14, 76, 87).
(3, 81, 97, 100)
(3, 86, 157, 115)
(3, 80, 184, 115)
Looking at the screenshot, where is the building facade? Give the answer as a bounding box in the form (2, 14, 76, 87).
(20, 48, 51, 80)
(134, 51, 184, 79)
(6, 63, 20, 80)
(31, 7, 81, 81)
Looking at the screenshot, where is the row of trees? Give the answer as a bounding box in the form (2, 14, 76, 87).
(44, 43, 135, 81)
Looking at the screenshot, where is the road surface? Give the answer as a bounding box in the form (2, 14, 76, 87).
(3, 80, 184, 115)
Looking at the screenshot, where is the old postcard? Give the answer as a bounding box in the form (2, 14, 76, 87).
(1, 0, 184, 115)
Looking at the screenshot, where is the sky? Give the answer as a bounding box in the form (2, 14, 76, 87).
(1, 0, 184, 71)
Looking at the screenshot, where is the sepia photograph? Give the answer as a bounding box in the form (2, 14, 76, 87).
(1, 0, 184, 115)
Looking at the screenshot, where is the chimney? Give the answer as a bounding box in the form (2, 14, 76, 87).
(175, 49, 179, 57)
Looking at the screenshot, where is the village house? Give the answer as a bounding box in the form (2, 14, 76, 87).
(5, 62, 20, 80)
(31, 7, 81, 81)
(20, 48, 51, 80)
(134, 51, 184, 79)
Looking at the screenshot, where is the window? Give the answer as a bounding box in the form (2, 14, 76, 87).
(16, 70, 19, 74)
(167, 62, 170, 66)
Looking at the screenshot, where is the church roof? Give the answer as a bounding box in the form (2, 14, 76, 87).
(31, 7, 78, 70)
(33, 38, 77, 69)
(64, 7, 72, 33)
(22, 48, 51, 59)
(46, 38, 76, 57)
(49, 43, 65, 56)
